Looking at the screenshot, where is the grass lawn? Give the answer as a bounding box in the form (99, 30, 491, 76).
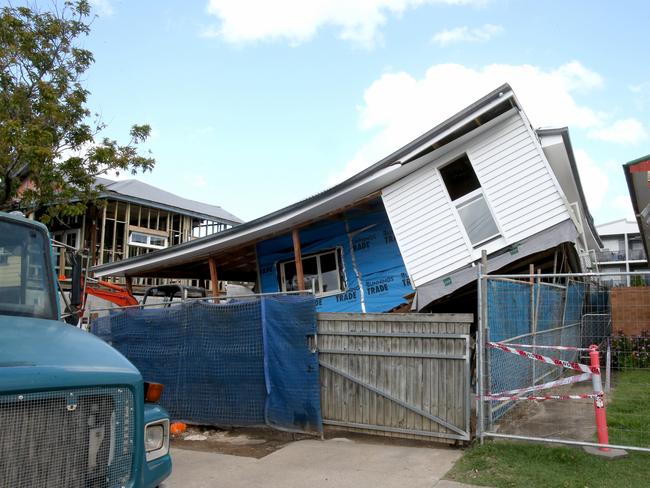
(446, 371, 650, 488)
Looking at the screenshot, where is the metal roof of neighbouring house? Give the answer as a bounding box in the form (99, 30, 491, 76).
(94, 176, 243, 225)
(623, 154, 650, 261)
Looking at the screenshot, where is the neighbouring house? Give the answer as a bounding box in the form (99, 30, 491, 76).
(43, 177, 242, 286)
(595, 219, 649, 286)
(624, 154, 650, 262)
(91, 84, 601, 314)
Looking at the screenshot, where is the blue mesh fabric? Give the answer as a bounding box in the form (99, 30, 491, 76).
(261, 296, 322, 433)
(91, 296, 322, 433)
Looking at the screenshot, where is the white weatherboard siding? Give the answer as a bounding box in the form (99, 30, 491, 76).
(382, 111, 572, 287)
(383, 166, 471, 286)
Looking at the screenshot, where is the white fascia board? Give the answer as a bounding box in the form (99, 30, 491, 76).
(397, 90, 515, 165)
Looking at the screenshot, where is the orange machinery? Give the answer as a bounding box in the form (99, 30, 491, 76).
(82, 277, 139, 308)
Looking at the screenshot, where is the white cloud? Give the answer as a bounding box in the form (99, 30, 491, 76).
(432, 24, 502, 46)
(629, 81, 650, 110)
(330, 61, 608, 182)
(90, 0, 114, 16)
(589, 118, 648, 144)
(613, 194, 636, 221)
(574, 149, 609, 212)
(203, 0, 486, 46)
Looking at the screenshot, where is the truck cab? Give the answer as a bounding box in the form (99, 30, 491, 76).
(0, 211, 172, 487)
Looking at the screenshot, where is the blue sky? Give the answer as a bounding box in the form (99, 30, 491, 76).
(72, 0, 650, 224)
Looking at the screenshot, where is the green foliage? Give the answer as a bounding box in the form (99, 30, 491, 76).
(630, 275, 646, 287)
(611, 335, 650, 370)
(446, 441, 650, 488)
(607, 370, 650, 447)
(0, 1, 155, 223)
(448, 371, 650, 487)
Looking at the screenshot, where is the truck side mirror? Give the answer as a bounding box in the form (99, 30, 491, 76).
(63, 253, 83, 325)
(70, 253, 82, 309)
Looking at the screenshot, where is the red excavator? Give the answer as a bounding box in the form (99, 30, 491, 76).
(82, 277, 139, 308)
(55, 243, 139, 324)
(55, 242, 206, 324)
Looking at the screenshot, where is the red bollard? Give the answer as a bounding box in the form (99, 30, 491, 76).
(590, 344, 609, 451)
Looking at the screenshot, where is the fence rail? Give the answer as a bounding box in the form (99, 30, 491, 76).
(318, 313, 472, 443)
(477, 270, 650, 453)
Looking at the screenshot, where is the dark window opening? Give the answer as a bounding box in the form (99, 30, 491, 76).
(439, 154, 481, 201)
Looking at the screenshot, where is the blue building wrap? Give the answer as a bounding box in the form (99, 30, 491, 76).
(92, 297, 322, 434)
(257, 200, 413, 313)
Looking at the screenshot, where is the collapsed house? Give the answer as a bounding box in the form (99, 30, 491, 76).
(92, 84, 601, 313)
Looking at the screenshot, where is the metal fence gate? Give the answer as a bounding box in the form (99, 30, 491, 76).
(318, 313, 472, 443)
(477, 270, 650, 453)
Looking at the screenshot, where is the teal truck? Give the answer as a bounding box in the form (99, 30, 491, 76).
(0, 211, 172, 487)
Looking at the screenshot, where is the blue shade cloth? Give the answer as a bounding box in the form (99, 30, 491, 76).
(486, 279, 586, 421)
(535, 284, 565, 332)
(486, 279, 531, 342)
(91, 296, 322, 433)
(261, 296, 322, 433)
(564, 281, 587, 325)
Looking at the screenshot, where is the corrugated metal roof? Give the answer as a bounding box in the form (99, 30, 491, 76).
(95, 177, 242, 224)
(92, 84, 516, 278)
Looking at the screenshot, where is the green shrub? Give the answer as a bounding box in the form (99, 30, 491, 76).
(611, 333, 650, 370)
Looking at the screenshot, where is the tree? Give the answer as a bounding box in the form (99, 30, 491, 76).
(0, 0, 155, 223)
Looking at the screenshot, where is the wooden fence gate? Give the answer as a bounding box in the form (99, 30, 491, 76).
(318, 313, 472, 443)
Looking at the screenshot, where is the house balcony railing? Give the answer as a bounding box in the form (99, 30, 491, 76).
(596, 250, 627, 262)
(596, 249, 647, 262)
(628, 249, 647, 261)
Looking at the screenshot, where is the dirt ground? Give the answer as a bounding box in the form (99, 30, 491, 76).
(492, 382, 598, 442)
(171, 425, 314, 459)
(171, 424, 459, 459)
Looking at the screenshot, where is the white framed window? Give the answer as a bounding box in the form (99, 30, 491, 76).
(129, 231, 168, 250)
(439, 155, 500, 247)
(279, 248, 345, 296)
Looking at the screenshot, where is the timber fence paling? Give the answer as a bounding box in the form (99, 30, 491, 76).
(317, 313, 472, 443)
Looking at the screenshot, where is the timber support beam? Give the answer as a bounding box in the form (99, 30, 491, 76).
(292, 229, 305, 291)
(208, 256, 220, 302)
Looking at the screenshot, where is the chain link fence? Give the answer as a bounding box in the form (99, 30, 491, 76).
(477, 271, 650, 452)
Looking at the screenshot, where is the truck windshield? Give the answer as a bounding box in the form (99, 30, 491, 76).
(0, 219, 57, 320)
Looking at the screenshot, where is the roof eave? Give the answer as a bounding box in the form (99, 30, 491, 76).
(92, 84, 517, 278)
(536, 126, 603, 248)
(97, 191, 243, 226)
(623, 160, 650, 262)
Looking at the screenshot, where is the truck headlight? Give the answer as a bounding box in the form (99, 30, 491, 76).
(145, 419, 169, 461)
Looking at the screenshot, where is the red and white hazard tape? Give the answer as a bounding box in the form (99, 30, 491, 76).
(500, 342, 590, 352)
(485, 393, 601, 402)
(486, 372, 592, 399)
(487, 341, 600, 375)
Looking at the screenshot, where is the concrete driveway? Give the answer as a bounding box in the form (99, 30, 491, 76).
(162, 437, 469, 488)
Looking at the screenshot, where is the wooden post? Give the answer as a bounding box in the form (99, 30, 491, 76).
(125, 276, 133, 295)
(529, 264, 536, 386)
(208, 256, 219, 302)
(292, 229, 305, 291)
(89, 207, 98, 266)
